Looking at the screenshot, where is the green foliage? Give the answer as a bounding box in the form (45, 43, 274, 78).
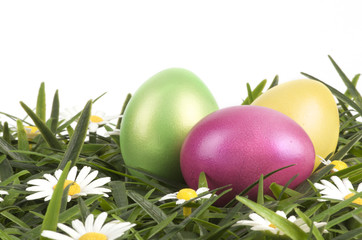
(0, 58, 360, 239)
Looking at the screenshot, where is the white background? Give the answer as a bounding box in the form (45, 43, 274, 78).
(1, 1, 362, 120)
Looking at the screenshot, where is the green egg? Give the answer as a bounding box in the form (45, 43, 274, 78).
(120, 68, 218, 185)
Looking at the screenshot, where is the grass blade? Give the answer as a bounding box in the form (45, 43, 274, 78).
(40, 161, 71, 239)
(58, 100, 91, 169)
(331, 130, 362, 160)
(0, 155, 13, 181)
(294, 208, 324, 240)
(110, 181, 128, 208)
(146, 212, 178, 239)
(242, 80, 267, 105)
(116, 93, 132, 129)
(257, 174, 264, 205)
(0, 137, 32, 162)
(314, 191, 362, 222)
(36, 82, 46, 122)
(49, 90, 59, 133)
(301, 72, 362, 116)
(16, 119, 29, 151)
(127, 190, 168, 224)
(328, 55, 362, 107)
(20, 102, 62, 151)
(268, 75, 279, 89)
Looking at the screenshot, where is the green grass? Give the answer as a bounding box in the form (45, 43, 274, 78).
(0, 56, 361, 240)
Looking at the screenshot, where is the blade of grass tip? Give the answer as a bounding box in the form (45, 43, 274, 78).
(198, 171, 209, 189)
(276, 174, 298, 201)
(257, 174, 264, 205)
(236, 196, 308, 240)
(92, 92, 107, 104)
(2, 122, 12, 143)
(20, 101, 62, 151)
(36, 82, 46, 122)
(251, 80, 267, 100)
(77, 197, 91, 222)
(40, 161, 72, 240)
(58, 100, 91, 169)
(344, 74, 360, 99)
(16, 119, 30, 151)
(50, 90, 59, 133)
(116, 93, 132, 129)
(328, 55, 362, 106)
(268, 75, 279, 89)
(242, 80, 267, 105)
(301, 73, 362, 117)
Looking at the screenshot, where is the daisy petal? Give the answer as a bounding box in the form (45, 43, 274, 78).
(75, 166, 92, 184)
(84, 214, 94, 232)
(57, 223, 81, 238)
(41, 230, 74, 240)
(71, 219, 86, 235)
(67, 166, 78, 182)
(159, 193, 177, 201)
(94, 212, 108, 232)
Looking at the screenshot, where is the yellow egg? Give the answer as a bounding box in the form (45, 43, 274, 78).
(251, 79, 339, 171)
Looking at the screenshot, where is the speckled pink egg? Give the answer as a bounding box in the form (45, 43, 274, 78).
(180, 105, 315, 205)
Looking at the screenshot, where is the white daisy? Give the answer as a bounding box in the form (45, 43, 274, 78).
(234, 210, 295, 235)
(234, 211, 327, 235)
(293, 218, 328, 234)
(159, 187, 213, 217)
(314, 175, 362, 205)
(24, 126, 40, 140)
(159, 187, 212, 204)
(0, 189, 8, 202)
(88, 111, 121, 133)
(61, 107, 121, 135)
(26, 166, 111, 202)
(319, 156, 348, 172)
(41, 212, 136, 240)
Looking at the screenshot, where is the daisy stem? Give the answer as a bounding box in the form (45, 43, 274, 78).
(183, 207, 192, 217)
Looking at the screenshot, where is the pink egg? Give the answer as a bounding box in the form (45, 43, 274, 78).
(180, 105, 315, 205)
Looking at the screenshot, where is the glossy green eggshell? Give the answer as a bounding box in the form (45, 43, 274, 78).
(120, 68, 218, 184)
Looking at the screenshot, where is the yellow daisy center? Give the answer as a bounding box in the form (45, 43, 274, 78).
(269, 223, 277, 228)
(53, 180, 81, 196)
(25, 126, 40, 140)
(79, 232, 107, 240)
(344, 193, 362, 205)
(330, 160, 348, 172)
(176, 188, 198, 201)
(90, 115, 104, 123)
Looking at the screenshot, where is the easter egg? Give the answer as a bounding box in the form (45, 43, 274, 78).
(251, 79, 339, 171)
(180, 106, 315, 205)
(120, 68, 218, 185)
